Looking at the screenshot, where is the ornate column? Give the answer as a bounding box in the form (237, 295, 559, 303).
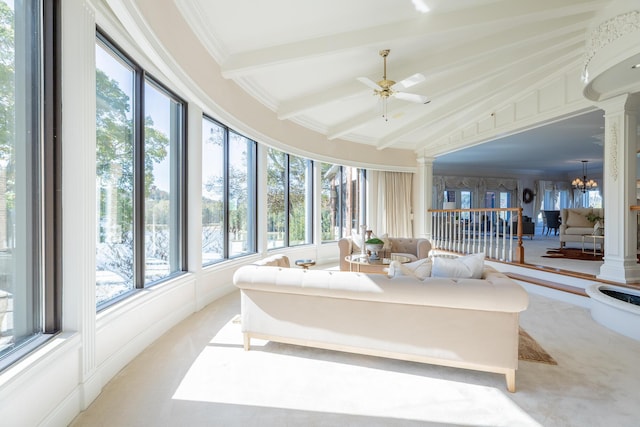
(415, 156, 435, 239)
(597, 94, 640, 283)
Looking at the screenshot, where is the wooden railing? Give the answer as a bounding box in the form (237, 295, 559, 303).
(428, 207, 525, 263)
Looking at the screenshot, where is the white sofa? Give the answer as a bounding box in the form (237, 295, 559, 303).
(559, 207, 604, 247)
(233, 255, 529, 392)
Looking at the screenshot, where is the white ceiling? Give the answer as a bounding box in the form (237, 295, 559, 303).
(177, 0, 616, 174)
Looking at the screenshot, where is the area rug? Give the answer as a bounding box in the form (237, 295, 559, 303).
(519, 327, 557, 365)
(543, 247, 602, 261)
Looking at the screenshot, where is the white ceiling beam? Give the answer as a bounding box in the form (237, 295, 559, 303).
(373, 35, 586, 149)
(327, 31, 584, 141)
(281, 14, 591, 121)
(220, 0, 605, 78)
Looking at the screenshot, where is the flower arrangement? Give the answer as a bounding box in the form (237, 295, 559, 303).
(365, 237, 384, 245)
(586, 213, 603, 223)
(365, 237, 384, 260)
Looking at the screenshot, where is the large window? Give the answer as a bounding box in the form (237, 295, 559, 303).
(95, 32, 186, 307)
(201, 118, 224, 264)
(0, 0, 59, 368)
(228, 132, 256, 257)
(201, 116, 257, 265)
(320, 163, 364, 242)
(266, 148, 312, 249)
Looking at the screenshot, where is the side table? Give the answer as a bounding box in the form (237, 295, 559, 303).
(581, 234, 604, 256)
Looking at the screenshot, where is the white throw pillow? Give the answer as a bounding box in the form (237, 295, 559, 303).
(387, 258, 432, 280)
(431, 252, 485, 279)
(592, 221, 603, 236)
(351, 233, 363, 252)
(378, 233, 392, 251)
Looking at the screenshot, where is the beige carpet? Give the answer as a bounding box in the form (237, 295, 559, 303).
(519, 327, 557, 365)
(71, 291, 640, 427)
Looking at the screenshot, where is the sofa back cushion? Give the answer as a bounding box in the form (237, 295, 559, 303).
(564, 209, 593, 227)
(233, 265, 529, 313)
(390, 238, 420, 256)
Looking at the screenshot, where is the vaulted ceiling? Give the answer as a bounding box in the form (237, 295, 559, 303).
(176, 0, 615, 173)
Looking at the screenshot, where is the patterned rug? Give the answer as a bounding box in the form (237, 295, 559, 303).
(543, 247, 602, 261)
(519, 328, 557, 365)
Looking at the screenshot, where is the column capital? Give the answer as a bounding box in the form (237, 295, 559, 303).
(416, 156, 435, 166)
(597, 93, 640, 115)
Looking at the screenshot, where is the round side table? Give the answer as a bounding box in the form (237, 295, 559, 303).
(295, 259, 316, 270)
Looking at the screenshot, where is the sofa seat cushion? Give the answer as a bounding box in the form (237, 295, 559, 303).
(564, 227, 594, 236)
(234, 266, 529, 313)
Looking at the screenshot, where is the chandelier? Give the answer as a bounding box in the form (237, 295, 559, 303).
(572, 160, 598, 193)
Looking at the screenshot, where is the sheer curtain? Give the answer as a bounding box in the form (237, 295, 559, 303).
(369, 171, 414, 237)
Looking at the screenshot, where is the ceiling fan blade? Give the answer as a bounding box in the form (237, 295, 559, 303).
(391, 73, 425, 91)
(357, 76, 381, 90)
(393, 91, 430, 104)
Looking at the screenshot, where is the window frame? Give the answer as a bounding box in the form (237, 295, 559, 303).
(95, 29, 188, 310)
(201, 114, 257, 266)
(0, 0, 61, 370)
(266, 147, 314, 249)
(320, 164, 364, 243)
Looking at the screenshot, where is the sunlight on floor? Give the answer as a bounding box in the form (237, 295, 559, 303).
(171, 317, 541, 426)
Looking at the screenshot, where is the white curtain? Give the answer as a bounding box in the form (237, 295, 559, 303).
(370, 171, 414, 237)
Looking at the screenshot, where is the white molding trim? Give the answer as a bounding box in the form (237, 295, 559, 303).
(424, 68, 596, 156)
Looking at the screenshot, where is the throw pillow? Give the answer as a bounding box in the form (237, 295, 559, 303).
(387, 258, 432, 280)
(351, 233, 363, 252)
(378, 233, 392, 251)
(565, 210, 592, 227)
(431, 252, 485, 279)
(592, 220, 603, 236)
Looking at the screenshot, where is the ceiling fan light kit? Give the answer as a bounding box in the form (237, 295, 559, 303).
(357, 49, 429, 121)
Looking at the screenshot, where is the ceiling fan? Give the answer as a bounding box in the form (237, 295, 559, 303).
(357, 49, 430, 121)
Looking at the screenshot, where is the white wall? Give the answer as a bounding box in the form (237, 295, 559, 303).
(0, 2, 341, 426)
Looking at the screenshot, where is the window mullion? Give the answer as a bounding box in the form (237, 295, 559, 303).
(222, 128, 229, 259)
(284, 154, 290, 247)
(133, 70, 145, 288)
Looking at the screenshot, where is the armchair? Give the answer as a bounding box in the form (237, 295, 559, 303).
(542, 210, 561, 236)
(338, 236, 431, 272)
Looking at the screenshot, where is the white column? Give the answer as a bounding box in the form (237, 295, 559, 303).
(186, 104, 205, 309)
(313, 161, 322, 248)
(597, 93, 640, 284)
(256, 144, 268, 254)
(62, 0, 101, 408)
(415, 156, 435, 239)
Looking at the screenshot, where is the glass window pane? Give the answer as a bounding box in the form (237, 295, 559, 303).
(144, 81, 182, 284)
(95, 40, 135, 304)
(289, 154, 310, 246)
(267, 148, 285, 249)
(228, 132, 255, 257)
(201, 117, 224, 265)
(320, 163, 363, 242)
(320, 162, 337, 242)
(1, 0, 44, 358)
